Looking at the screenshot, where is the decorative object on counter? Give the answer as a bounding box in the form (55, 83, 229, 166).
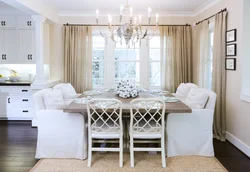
(225, 58, 236, 70)
(226, 43, 237, 56)
(226, 29, 237, 43)
(9, 73, 21, 82)
(116, 80, 139, 99)
(0, 74, 7, 83)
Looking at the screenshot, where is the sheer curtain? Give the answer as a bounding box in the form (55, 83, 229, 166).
(159, 26, 192, 93)
(63, 26, 92, 93)
(196, 21, 210, 88)
(212, 11, 228, 141)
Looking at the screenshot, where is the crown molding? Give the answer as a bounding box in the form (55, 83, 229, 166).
(0, 0, 222, 18)
(193, 0, 222, 16)
(58, 0, 221, 17)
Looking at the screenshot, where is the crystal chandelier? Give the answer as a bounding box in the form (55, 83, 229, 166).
(95, 0, 159, 47)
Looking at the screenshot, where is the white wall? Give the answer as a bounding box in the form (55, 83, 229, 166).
(241, 0, 250, 102)
(193, 0, 250, 155)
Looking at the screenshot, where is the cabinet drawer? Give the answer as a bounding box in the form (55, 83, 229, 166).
(12, 96, 33, 106)
(11, 107, 34, 117)
(12, 86, 31, 95)
(0, 86, 12, 94)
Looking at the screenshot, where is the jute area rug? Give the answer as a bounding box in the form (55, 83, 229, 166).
(30, 152, 228, 172)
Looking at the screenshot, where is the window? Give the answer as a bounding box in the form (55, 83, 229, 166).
(149, 36, 161, 87)
(207, 31, 214, 90)
(92, 32, 161, 89)
(114, 44, 140, 83)
(92, 36, 105, 88)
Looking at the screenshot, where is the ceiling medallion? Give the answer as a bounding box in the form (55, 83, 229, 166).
(96, 0, 159, 47)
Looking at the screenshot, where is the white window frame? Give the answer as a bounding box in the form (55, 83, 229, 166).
(92, 29, 161, 89)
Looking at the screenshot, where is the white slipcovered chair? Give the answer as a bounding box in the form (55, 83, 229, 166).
(33, 88, 88, 160)
(172, 83, 198, 101)
(87, 99, 123, 167)
(130, 99, 166, 168)
(166, 88, 217, 157)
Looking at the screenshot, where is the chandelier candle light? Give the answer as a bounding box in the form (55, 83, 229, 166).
(95, 1, 159, 47)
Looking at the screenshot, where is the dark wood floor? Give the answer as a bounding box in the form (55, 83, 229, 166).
(0, 121, 249, 172)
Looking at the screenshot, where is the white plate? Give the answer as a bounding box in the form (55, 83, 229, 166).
(161, 96, 180, 103)
(84, 90, 103, 96)
(74, 97, 91, 104)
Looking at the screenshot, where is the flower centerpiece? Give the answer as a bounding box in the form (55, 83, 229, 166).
(116, 80, 139, 99)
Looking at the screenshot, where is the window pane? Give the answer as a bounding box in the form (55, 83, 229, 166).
(93, 36, 105, 48)
(93, 49, 104, 60)
(149, 36, 160, 49)
(150, 62, 161, 86)
(92, 61, 105, 87)
(116, 42, 140, 49)
(149, 49, 160, 61)
(114, 49, 139, 61)
(115, 62, 140, 82)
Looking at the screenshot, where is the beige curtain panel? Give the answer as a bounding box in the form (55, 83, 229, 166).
(63, 25, 93, 93)
(212, 11, 228, 141)
(196, 21, 210, 88)
(160, 26, 193, 93)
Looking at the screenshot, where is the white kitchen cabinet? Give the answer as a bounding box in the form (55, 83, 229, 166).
(0, 15, 36, 64)
(0, 95, 9, 118)
(0, 86, 34, 120)
(0, 16, 17, 28)
(0, 29, 18, 63)
(18, 16, 35, 29)
(18, 29, 36, 62)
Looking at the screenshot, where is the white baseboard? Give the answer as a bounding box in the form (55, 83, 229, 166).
(226, 131, 250, 157)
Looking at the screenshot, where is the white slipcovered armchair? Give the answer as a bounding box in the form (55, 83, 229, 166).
(167, 88, 217, 157)
(33, 88, 88, 160)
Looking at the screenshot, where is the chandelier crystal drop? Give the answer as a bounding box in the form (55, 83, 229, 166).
(95, 0, 159, 47)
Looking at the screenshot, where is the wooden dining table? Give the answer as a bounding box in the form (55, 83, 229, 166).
(63, 90, 192, 149)
(63, 91, 192, 114)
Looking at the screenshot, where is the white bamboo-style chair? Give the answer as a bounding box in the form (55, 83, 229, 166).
(87, 99, 123, 167)
(129, 99, 166, 168)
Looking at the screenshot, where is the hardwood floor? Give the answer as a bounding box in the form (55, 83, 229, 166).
(0, 121, 249, 172)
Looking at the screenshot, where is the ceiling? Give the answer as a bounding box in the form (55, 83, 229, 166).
(37, 0, 212, 13)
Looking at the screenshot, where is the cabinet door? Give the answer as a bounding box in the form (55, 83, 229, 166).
(0, 30, 17, 62)
(0, 95, 11, 118)
(0, 16, 17, 28)
(0, 30, 5, 62)
(18, 16, 35, 29)
(18, 30, 36, 62)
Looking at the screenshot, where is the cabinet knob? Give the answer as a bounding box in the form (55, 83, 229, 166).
(1, 21, 3, 26)
(4, 54, 7, 60)
(4, 21, 6, 26)
(30, 54, 32, 60)
(8, 98, 10, 104)
(28, 54, 30, 60)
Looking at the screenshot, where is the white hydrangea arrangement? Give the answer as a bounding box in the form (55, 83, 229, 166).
(115, 80, 139, 99)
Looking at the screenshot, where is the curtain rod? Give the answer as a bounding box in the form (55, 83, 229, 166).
(64, 23, 191, 27)
(196, 8, 227, 25)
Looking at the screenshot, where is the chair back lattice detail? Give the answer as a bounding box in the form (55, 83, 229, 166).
(87, 99, 122, 134)
(130, 99, 166, 134)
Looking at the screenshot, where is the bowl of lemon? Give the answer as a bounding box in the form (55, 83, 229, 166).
(0, 74, 7, 83)
(9, 73, 21, 82)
